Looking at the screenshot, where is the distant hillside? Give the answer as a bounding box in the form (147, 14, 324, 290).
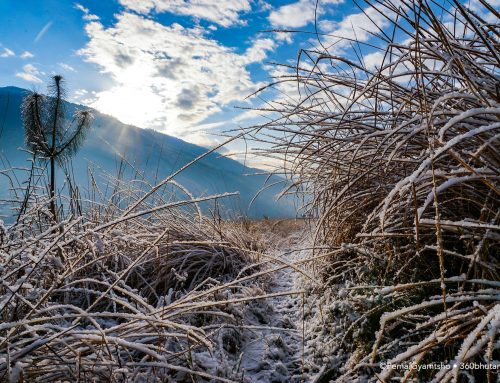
(0, 86, 296, 219)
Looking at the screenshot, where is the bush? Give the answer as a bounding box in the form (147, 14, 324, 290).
(0, 169, 262, 382)
(255, 0, 500, 380)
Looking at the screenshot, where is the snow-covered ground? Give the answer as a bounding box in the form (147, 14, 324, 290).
(236, 237, 306, 383)
(221, 230, 356, 383)
(190, 228, 328, 383)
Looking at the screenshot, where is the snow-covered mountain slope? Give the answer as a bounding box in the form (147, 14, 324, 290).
(0, 86, 296, 219)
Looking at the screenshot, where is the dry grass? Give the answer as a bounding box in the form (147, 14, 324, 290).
(234, 218, 309, 249)
(0, 162, 272, 382)
(250, 0, 500, 380)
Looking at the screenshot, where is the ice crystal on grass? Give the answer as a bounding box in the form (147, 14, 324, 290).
(251, 0, 500, 380)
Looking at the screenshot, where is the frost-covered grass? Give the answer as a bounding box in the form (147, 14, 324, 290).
(251, 0, 500, 381)
(0, 165, 281, 382)
(1, 0, 499, 381)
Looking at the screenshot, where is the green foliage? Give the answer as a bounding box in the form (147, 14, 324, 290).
(21, 75, 92, 220)
(21, 75, 92, 163)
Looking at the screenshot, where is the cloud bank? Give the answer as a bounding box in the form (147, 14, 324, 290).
(268, 0, 343, 28)
(79, 12, 276, 136)
(118, 0, 252, 27)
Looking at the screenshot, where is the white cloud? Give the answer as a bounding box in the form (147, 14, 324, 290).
(20, 51, 34, 59)
(118, 0, 251, 27)
(85, 14, 100, 21)
(363, 51, 385, 71)
(256, 0, 272, 12)
(254, 3, 402, 145)
(58, 62, 76, 72)
(244, 38, 276, 63)
(16, 72, 43, 83)
(73, 88, 88, 98)
(15, 63, 43, 83)
(318, 3, 394, 51)
(0, 47, 15, 58)
(269, 0, 343, 28)
(318, 19, 334, 31)
(79, 13, 272, 139)
(268, 0, 316, 28)
(73, 88, 99, 105)
(74, 3, 88, 12)
(74, 3, 100, 21)
(273, 31, 293, 44)
(467, 0, 500, 23)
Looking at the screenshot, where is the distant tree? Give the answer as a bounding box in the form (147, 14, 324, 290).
(21, 75, 93, 221)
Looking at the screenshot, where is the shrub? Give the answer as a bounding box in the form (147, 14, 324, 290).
(255, 0, 500, 380)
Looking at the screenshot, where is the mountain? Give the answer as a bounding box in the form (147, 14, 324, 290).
(0, 86, 296, 220)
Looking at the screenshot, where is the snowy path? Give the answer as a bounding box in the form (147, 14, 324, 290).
(194, 230, 318, 382)
(237, 235, 309, 383)
(238, 266, 304, 382)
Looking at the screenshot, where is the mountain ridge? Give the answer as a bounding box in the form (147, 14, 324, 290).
(0, 86, 296, 219)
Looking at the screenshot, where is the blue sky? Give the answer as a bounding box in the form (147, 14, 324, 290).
(0, 0, 426, 165)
